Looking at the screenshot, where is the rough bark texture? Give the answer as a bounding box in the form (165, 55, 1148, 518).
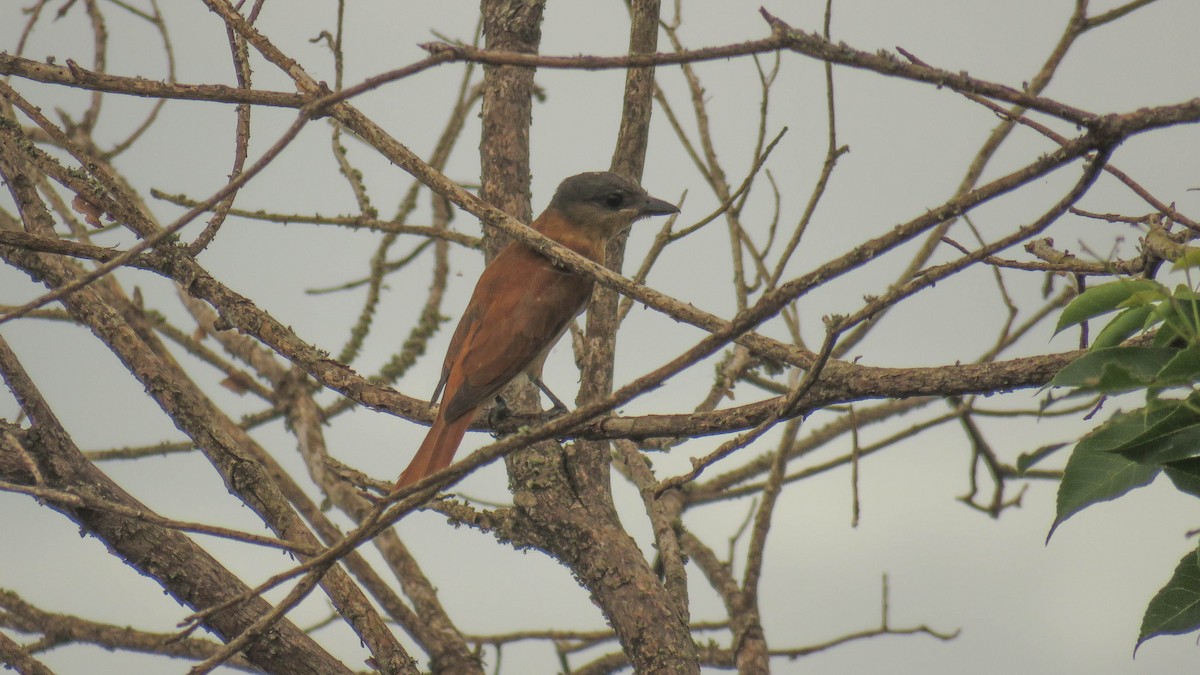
(474, 1, 700, 672)
(0, 140, 413, 674)
(478, 0, 543, 258)
(4, 2, 1195, 673)
(0, 345, 351, 675)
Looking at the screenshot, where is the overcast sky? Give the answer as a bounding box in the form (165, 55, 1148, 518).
(3, 1, 1200, 673)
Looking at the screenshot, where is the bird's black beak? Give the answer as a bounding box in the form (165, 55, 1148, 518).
(638, 194, 679, 217)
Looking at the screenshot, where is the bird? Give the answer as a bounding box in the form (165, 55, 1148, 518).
(394, 171, 679, 490)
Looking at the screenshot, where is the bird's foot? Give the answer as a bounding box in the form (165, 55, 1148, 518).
(545, 400, 569, 417)
(489, 395, 513, 438)
(530, 376, 571, 416)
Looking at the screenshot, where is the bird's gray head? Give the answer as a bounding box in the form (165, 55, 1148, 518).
(549, 172, 678, 238)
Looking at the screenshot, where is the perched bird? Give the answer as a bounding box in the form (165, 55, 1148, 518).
(395, 172, 679, 490)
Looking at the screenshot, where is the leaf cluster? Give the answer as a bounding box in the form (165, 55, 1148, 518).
(1049, 275, 1200, 651)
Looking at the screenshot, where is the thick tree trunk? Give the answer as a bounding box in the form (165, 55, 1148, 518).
(475, 1, 699, 672)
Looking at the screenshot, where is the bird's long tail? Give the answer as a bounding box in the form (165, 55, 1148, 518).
(395, 410, 475, 490)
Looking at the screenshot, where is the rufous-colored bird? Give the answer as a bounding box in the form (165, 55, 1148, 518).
(395, 171, 679, 490)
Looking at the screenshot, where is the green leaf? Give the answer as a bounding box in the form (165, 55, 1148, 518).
(1154, 321, 1188, 349)
(1108, 397, 1200, 458)
(1173, 284, 1200, 301)
(1120, 422, 1200, 464)
(1089, 305, 1157, 351)
(1049, 347, 1178, 394)
(1136, 546, 1200, 653)
(1155, 298, 1200, 343)
(1152, 345, 1200, 388)
(1016, 443, 1068, 474)
(1170, 247, 1200, 271)
(1054, 279, 1165, 335)
(1049, 409, 1160, 540)
(1164, 457, 1200, 499)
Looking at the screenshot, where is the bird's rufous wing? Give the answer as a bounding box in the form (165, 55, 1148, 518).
(440, 245, 593, 421)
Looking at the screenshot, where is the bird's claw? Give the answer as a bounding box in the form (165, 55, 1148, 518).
(489, 395, 513, 438)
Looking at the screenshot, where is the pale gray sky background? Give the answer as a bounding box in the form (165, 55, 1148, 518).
(3, 1, 1200, 673)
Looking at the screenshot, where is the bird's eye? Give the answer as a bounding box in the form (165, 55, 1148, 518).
(604, 192, 624, 208)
